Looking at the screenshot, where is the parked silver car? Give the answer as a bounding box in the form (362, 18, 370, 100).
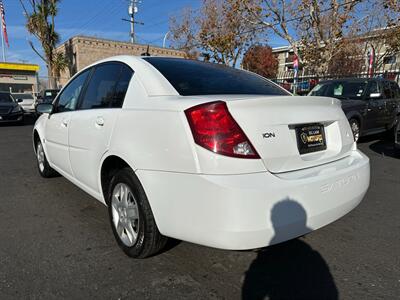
(12, 93, 36, 114)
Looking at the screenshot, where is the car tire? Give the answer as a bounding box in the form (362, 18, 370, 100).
(36, 141, 58, 178)
(107, 167, 167, 258)
(349, 118, 360, 142)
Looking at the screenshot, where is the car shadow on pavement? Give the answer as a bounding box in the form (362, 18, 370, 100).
(242, 200, 338, 300)
(368, 140, 399, 159)
(358, 134, 399, 158)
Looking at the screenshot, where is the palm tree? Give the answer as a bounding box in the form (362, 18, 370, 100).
(20, 0, 67, 88)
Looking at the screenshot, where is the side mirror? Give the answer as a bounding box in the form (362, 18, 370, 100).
(370, 92, 382, 99)
(36, 103, 53, 114)
(16, 98, 23, 103)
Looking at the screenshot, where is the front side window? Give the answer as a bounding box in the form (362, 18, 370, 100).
(80, 63, 132, 110)
(57, 70, 90, 112)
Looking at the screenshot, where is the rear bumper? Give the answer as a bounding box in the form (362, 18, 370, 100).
(137, 150, 370, 250)
(21, 107, 36, 113)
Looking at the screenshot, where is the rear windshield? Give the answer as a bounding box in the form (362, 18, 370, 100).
(309, 81, 368, 99)
(143, 57, 289, 96)
(0, 93, 14, 103)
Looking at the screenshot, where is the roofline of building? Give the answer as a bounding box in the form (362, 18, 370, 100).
(272, 45, 293, 52)
(0, 62, 40, 72)
(57, 35, 185, 53)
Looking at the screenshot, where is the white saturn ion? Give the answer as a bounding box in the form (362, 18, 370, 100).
(34, 56, 370, 258)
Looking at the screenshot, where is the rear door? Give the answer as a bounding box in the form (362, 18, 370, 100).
(44, 69, 90, 175)
(68, 62, 133, 192)
(364, 81, 387, 131)
(387, 81, 400, 126)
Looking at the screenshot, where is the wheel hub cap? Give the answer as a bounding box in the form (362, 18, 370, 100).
(37, 143, 45, 172)
(111, 183, 139, 247)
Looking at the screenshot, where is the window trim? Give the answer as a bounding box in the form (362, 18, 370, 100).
(76, 61, 134, 111)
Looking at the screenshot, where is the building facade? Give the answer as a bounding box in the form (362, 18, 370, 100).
(56, 35, 186, 86)
(272, 31, 400, 76)
(0, 62, 39, 94)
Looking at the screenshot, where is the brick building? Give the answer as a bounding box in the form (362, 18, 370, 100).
(56, 35, 186, 86)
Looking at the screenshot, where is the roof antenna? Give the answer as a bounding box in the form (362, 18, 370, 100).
(141, 45, 151, 56)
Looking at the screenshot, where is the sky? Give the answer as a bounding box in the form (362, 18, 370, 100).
(3, 0, 201, 76)
(3, 0, 289, 77)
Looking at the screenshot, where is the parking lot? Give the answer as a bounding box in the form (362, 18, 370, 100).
(0, 118, 399, 299)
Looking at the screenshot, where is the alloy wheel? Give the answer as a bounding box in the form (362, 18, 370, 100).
(111, 183, 140, 247)
(37, 143, 45, 172)
(350, 120, 360, 142)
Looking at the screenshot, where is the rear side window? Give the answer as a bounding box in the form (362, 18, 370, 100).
(390, 82, 400, 98)
(143, 57, 288, 96)
(382, 81, 393, 99)
(113, 65, 133, 108)
(80, 63, 133, 109)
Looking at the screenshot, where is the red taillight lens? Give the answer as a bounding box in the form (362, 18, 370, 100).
(185, 101, 260, 159)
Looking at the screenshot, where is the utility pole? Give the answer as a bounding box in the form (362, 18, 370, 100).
(129, 0, 139, 43)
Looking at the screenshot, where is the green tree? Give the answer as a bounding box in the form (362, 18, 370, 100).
(19, 0, 66, 88)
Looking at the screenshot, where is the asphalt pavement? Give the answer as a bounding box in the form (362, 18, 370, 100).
(0, 117, 399, 299)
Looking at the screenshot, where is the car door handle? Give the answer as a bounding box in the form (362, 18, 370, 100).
(96, 116, 104, 126)
(61, 118, 68, 127)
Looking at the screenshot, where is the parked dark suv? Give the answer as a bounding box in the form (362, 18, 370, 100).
(309, 78, 400, 148)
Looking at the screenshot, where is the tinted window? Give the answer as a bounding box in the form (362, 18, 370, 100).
(0, 93, 13, 103)
(382, 81, 393, 99)
(113, 65, 133, 108)
(143, 57, 288, 96)
(309, 81, 367, 99)
(367, 81, 380, 94)
(390, 82, 400, 98)
(80, 63, 130, 109)
(13, 93, 33, 100)
(57, 70, 90, 112)
(308, 83, 329, 96)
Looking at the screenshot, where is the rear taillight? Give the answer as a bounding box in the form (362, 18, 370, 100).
(185, 101, 260, 159)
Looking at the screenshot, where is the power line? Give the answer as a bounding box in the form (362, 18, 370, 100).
(64, 0, 116, 38)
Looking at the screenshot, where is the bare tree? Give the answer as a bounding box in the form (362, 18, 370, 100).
(242, 0, 364, 74)
(169, 7, 199, 59)
(169, 0, 260, 67)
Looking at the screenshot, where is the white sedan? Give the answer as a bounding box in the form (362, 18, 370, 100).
(34, 56, 370, 258)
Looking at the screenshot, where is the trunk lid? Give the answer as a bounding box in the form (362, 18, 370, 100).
(226, 96, 355, 173)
